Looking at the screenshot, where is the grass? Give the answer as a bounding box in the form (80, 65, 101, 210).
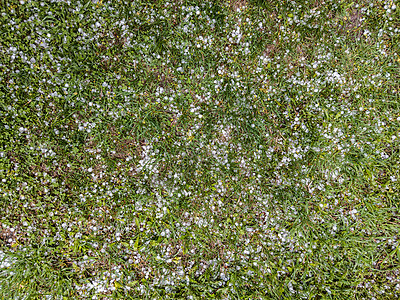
(0, 0, 400, 298)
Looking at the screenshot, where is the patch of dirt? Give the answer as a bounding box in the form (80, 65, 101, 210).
(337, 8, 364, 41)
(230, 0, 247, 12)
(0, 226, 16, 247)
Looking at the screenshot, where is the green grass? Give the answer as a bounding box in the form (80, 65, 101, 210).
(0, 0, 400, 299)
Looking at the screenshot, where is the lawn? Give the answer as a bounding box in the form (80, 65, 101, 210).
(1, 0, 400, 298)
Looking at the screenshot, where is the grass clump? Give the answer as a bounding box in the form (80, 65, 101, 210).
(1, 0, 400, 299)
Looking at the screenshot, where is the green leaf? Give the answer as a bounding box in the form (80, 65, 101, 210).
(134, 236, 139, 251)
(135, 217, 140, 229)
